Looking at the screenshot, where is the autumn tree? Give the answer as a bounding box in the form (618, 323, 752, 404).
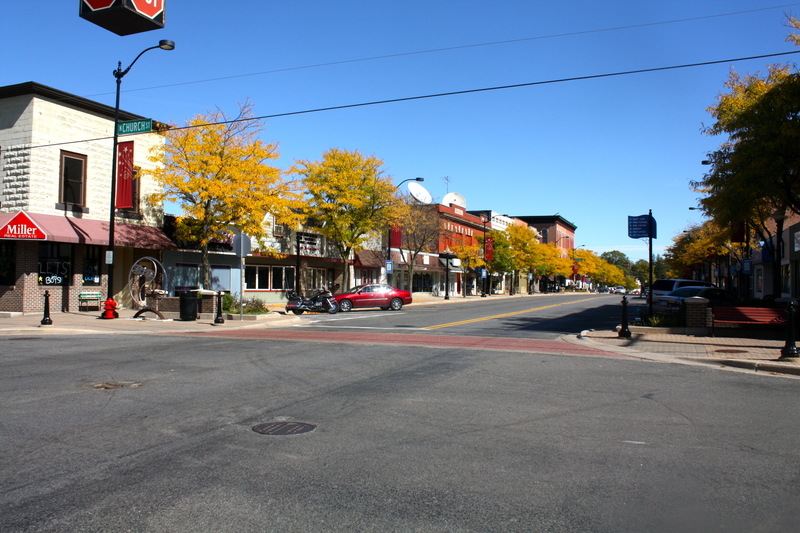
(147, 102, 303, 288)
(291, 149, 407, 289)
(506, 224, 540, 294)
(693, 19, 800, 232)
(395, 200, 441, 291)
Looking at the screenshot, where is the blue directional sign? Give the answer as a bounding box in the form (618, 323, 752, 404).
(628, 214, 657, 239)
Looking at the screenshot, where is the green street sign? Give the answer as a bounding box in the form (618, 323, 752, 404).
(117, 119, 153, 135)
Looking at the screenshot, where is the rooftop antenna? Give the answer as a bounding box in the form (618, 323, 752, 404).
(443, 175, 451, 193)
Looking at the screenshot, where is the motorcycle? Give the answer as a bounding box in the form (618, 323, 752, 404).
(285, 287, 338, 315)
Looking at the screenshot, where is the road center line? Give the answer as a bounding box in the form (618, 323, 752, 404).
(422, 297, 604, 330)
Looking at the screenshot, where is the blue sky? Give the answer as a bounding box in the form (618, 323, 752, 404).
(5, 1, 800, 262)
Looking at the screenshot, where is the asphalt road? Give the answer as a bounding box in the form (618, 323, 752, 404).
(2, 295, 798, 532)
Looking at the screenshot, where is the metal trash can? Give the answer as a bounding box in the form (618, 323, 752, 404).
(178, 290, 198, 321)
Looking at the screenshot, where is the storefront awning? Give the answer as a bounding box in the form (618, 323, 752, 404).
(0, 212, 175, 249)
(354, 250, 385, 268)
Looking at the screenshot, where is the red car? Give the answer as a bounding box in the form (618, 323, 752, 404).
(334, 284, 412, 311)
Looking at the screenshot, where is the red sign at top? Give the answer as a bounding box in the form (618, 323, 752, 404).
(0, 212, 47, 240)
(130, 0, 164, 19)
(83, 0, 116, 10)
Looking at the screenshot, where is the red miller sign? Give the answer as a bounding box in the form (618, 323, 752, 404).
(80, 0, 166, 36)
(0, 212, 47, 240)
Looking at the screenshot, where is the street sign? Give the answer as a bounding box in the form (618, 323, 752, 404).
(386, 260, 393, 274)
(79, 0, 166, 35)
(117, 119, 152, 135)
(628, 214, 657, 239)
(130, 0, 165, 19)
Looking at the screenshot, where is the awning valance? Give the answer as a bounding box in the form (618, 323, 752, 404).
(0, 211, 175, 249)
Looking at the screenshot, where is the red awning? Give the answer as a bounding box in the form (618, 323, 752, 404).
(0, 212, 175, 249)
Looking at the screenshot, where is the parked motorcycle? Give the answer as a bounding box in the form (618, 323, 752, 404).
(285, 287, 338, 315)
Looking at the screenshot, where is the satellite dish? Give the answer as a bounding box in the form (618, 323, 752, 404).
(441, 192, 466, 209)
(407, 181, 433, 204)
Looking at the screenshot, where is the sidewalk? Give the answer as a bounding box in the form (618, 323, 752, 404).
(577, 328, 800, 377)
(2, 293, 798, 377)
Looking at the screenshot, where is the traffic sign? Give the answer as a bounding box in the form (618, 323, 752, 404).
(83, 0, 115, 10)
(130, 0, 164, 19)
(117, 119, 153, 135)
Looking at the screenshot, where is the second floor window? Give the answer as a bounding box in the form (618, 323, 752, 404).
(60, 151, 86, 206)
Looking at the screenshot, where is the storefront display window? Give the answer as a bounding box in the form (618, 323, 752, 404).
(38, 243, 72, 286)
(82, 246, 101, 286)
(0, 241, 16, 285)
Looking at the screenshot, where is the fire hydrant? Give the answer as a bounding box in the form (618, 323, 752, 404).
(101, 298, 119, 319)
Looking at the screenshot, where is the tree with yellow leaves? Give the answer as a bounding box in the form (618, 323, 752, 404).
(147, 102, 303, 288)
(291, 149, 407, 289)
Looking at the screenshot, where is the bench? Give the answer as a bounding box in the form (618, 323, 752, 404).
(78, 291, 104, 311)
(711, 306, 786, 336)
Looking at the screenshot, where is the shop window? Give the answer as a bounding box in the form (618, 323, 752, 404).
(174, 263, 200, 291)
(38, 243, 72, 286)
(245, 265, 294, 290)
(0, 241, 16, 285)
(82, 246, 102, 286)
(59, 151, 86, 207)
(272, 266, 294, 290)
(210, 265, 232, 292)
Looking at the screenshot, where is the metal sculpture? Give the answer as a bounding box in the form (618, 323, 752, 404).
(128, 256, 168, 319)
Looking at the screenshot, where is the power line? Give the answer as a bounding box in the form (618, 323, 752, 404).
(85, 3, 800, 97)
(24, 49, 800, 150)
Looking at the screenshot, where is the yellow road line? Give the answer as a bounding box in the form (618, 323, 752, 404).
(423, 297, 604, 330)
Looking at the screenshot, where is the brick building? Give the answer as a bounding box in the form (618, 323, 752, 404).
(0, 82, 174, 313)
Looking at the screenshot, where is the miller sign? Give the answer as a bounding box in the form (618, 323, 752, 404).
(0, 212, 47, 240)
(80, 0, 166, 36)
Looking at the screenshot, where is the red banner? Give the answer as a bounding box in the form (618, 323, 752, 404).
(116, 141, 134, 209)
(485, 236, 494, 261)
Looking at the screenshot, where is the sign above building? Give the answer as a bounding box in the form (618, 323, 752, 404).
(80, 0, 166, 36)
(0, 211, 47, 240)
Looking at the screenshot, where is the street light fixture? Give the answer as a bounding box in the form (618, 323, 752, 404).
(480, 215, 488, 297)
(102, 40, 175, 319)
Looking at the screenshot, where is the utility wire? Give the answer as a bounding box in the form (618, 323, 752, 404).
(23, 49, 800, 150)
(85, 2, 800, 97)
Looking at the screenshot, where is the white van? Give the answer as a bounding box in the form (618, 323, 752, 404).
(650, 278, 715, 298)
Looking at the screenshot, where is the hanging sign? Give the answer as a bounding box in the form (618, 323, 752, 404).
(80, 0, 166, 36)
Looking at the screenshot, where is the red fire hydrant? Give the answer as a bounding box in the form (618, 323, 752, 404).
(101, 298, 119, 319)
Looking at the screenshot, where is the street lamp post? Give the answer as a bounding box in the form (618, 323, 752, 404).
(481, 215, 488, 297)
(387, 177, 423, 287)
(102, 40, 174, 319)
(772, 207, 786, 299)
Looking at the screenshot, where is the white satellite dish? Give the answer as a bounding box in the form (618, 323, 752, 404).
(441, 192, 466, 209)
(407, 181, 433, 204)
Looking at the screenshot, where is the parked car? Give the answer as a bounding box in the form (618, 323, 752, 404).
(334, 284, 412, 311)
(613, 286, 626, 294)
(654, 286, 739, 312)
(650, 278, 715, 299)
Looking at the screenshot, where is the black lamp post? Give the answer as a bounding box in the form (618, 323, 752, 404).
(387, 177, 424, 287)
(102, 40, 175, 319)
(772, 207, 786, 299)
(439, 250, 457, 300)
(481, 215, 488, 297)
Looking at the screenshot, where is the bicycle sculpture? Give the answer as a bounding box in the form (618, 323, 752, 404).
(128, 256, 168, 319)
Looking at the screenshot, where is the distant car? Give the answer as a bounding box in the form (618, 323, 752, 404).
(334, 284, 412, 311)
(613, 286, 626, 294)
(650, 278, 715, 299)
(654, 286, 739, 312)
(628, 288, 641, 295)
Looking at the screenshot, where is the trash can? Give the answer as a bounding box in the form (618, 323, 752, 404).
(178, 290, 198, 321)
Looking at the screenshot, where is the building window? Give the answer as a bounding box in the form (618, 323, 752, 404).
(60, 151, 86, 206)
(174, 263, 200, 292)
(38, 243, 72, 286)
(245, 265, 295, 290)
(82, 246, 102, 286)
(0, 241, 16, 285)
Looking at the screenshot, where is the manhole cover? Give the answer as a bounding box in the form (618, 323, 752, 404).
(714, 349, 748, 354)
(252, 421, 316, 435)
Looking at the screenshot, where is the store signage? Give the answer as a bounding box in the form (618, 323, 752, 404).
(0, 212, 47, 240)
